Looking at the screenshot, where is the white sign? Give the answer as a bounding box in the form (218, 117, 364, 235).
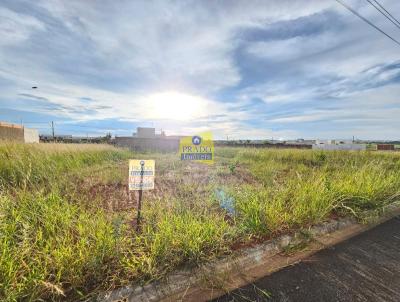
(129, 160, 155, 190)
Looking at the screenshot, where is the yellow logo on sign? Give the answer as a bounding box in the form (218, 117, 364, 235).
(179, 131, 214, 165)
(129, 160, 155, 190)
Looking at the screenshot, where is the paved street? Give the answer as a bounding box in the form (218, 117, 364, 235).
(212, 216, 400, 302)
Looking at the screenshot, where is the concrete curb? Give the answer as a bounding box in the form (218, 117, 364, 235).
(99, 201, 400, 302)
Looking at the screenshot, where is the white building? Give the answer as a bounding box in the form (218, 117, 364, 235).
(23, 128, 39, 143)
(312, 144, 366, 151)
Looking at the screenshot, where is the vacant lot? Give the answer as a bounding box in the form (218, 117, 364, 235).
(1, 143, 400, 301)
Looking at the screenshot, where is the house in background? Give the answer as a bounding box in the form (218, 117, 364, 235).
(135, 127, 156, 138)
(115, 127, 181, 152)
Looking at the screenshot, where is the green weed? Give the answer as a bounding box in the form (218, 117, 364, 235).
(1, 143, 400, 300)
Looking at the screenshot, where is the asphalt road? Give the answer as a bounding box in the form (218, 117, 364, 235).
(211, 216, 400, 302)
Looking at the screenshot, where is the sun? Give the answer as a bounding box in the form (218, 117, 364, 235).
(144, 91, 207, 121)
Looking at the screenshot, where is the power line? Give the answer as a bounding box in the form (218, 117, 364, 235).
(370, 0, 400, 27)
(365, 0, 400, 30)
(335, 0, 400, 47)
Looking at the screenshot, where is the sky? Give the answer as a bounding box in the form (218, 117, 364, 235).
(0, 0, 400, 140)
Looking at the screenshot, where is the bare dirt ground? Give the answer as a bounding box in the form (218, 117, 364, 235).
(75, 161, 258, 212)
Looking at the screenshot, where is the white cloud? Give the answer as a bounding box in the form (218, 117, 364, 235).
(0, 7, 45, 46)
(33, 0, 335, 93)
(1, 0, 400, 139)
(246, 31, 338, 63)
(268, 83, 400, 135)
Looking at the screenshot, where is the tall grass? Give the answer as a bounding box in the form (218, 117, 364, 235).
(0, 191, 127, 301)
(1, 143, 400, 300)
(0, 143, 131, 190)
(232, 148, 400, 235)
(123, 209, 233, 281)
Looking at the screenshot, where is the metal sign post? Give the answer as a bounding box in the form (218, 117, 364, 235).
(128, 159, 155, 232)
(136, 161, 144, 232)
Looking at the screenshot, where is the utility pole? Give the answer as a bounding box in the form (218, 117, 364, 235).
(51, 121, 55, 141)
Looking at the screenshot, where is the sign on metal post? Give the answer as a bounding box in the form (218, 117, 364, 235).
(129, 160, 155, 190)
(179, 131, 214, 165)
(129, 159, 155, 231)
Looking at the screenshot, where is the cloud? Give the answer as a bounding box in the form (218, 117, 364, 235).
(30, 0, 334, 93)
(0, 7, 45, 46)
(0, 0, 400, 139)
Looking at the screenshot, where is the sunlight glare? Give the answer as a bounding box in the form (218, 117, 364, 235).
(145, 91, 208, 121)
